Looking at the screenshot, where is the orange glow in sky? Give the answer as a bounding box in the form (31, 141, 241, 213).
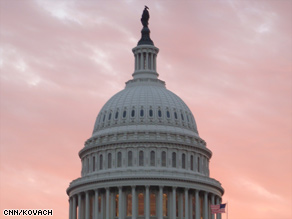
(0, 1, 291, 218)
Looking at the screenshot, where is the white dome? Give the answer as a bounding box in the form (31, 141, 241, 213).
(67, 12, 224, 219)
(92, 78, 198, 140)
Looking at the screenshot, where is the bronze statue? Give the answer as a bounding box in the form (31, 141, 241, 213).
(138, 6, 153, 46)
(141, 6, 149, 27)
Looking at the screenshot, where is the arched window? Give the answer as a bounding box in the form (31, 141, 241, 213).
(161, 151, 166, 167)
(186, 114, 190, 122)
(117, 152, 122, 167)
(103, 114, 106, 122)
(115, 111, 119, 119)
(150, 151, 155, 166)
(128, 151, 133, 166)
(172, 152, 176, 168)
(131, 109, 135, 117)
(166, 110, 170, 118)
(82, 160, 85, 173)
(139, 151, 144, 166)
(108, 153, 112, 169)
(190, 155, 194, 171)
(182, 153, 186, 169)
(100, 154, 103, 170)
(174, 112, 178, 120)
(140, 109, 144, 117)
(108, 112, 112, 120)
(123, 110, 127, 118)
(86, 157, 89, 173)
(181, 113, 184, 121)
(93, 156, 96, 171)
(158, 109, 162, 117)
(149, 109, 153, 117)
(197, 156, 200, 172)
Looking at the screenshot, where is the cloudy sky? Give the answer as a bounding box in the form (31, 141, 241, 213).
(0, 0, 291, 218)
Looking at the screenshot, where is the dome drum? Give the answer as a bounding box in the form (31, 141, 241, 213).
(78, 141, 212, 179)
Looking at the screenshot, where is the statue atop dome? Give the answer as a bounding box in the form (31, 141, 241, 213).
(138, 6, 154, 46)
(141, 6, 149, 27)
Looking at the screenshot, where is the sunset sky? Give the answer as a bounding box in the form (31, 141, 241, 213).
(0, 0, 291, 218)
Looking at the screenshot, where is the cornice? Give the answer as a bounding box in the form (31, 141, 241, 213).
(67, 175, 224, 196)
(79, 138, 211, 159)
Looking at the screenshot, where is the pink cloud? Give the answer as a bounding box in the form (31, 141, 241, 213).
(1, 0, 291, 218)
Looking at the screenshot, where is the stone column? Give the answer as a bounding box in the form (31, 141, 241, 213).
(195, 190, 200, 219)
(204, 192, 208, 219)
(154, 54, 157, 71)
(72, 196, 77, 219)
(100, 194, 104, 219)
(178, 193, 183, 218)
(135, 53, 137, 70)
(145, 185, 150, 219)
(216, 197, 221, 219)
(69, 197, 72, 219)
(189, 192, 193, 219)
(159, 186, 163, 219)
(78, 194, 82, 219)
(95, 190, 99, 219)
(185, 188, 189, 219)
(132, 186, 136, 219)
(140, 52, 143, 70)
(81, 196, 85, 218)
(151, 53, 154, 70)
(146, 51, 149, 70)
(137, 53, 139, 70)
(119, 187, 123, 219)
(109, 192, 114, 219)
(172, 187, 176, 219)
(211, 194, 215, 219)
(85, 191, 90, 219)
(106, 188, 110, 219)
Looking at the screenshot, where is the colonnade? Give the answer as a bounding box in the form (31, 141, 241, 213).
(134, 49, 157, 72)
(69, 185, 222, 219)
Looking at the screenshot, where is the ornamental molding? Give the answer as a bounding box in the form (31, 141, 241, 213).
(67, 175, 224, 197)
(87, 130, 205, 148)
(132, 44, 159, 52)
(79, 139, 211, 159)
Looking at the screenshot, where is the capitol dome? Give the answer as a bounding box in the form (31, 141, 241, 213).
(91, 74, 199, 141)
(67, 7, 224, 219)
